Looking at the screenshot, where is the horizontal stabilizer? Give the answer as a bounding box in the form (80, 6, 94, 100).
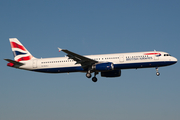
(4, 59, 24, 66)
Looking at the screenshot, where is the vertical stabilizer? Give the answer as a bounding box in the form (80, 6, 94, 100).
(9, 38, 36, 62)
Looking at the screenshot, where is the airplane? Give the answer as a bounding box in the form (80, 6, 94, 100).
(4, 38, 177, 82)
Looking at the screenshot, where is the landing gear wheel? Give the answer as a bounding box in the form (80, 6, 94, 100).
(86, 73, 91, 78)
(92, 77, 97, 82)
(156, 72, 160, 76)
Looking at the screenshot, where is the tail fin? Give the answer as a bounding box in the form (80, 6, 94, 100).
(9, 38, 36, 62)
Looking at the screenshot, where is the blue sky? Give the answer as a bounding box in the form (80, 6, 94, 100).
(0, 0, 180, 120)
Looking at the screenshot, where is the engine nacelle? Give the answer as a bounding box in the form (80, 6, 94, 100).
(92, 62, 114, 71)
(101, 70, 121, 77)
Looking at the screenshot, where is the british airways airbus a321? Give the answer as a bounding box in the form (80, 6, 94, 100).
(5, 38, 177, 82)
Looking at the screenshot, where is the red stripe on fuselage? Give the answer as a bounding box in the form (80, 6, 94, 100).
(144, 53, 160, 55)
(10, 42, 26, 51)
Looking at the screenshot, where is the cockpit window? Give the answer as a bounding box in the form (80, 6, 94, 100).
(164, 54, 171, 56)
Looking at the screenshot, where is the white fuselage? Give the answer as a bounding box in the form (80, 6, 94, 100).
(18, 51, 177, 73)
(7, 38, 177, 82)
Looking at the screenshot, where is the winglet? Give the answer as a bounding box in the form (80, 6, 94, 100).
(58, 48, 62, 52)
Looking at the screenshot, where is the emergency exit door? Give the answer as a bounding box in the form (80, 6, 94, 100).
(119, 55, 124, 62)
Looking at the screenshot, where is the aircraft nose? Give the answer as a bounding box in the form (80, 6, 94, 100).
(172, 57, 178, 63)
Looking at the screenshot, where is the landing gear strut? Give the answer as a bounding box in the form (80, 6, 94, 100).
(156, 67, 160, 76)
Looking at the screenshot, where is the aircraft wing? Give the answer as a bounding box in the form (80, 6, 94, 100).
(4, 59, 24, 66)
(58, 48, 98, 69)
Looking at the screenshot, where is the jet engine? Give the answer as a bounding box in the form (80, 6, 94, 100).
(92, 62, 114, 71)
(101, 70, 121, 77)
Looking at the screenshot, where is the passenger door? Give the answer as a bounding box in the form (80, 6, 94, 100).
(32, 59, 37, 68)
(154, 55, 159, 60)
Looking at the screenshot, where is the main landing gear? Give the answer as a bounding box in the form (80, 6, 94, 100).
(156, 67, 160, 76)
(86, 71, 98, 82)
(86, 72, 91, 78)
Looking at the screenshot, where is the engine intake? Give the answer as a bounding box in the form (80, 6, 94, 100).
(92, 62, 114, 71)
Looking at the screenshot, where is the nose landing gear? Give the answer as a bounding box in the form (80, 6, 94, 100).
(156, 67, 160, 76)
